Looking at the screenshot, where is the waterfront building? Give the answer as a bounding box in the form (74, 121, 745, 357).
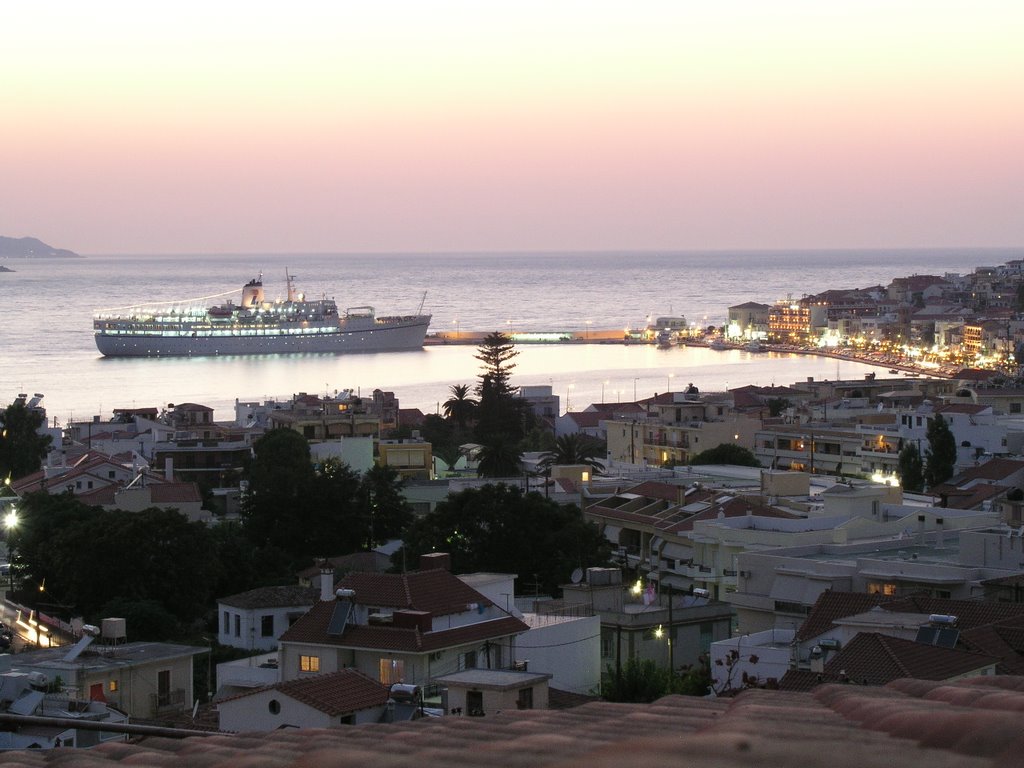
(725, 301, 771, 340)
(603, 389, 760, 467)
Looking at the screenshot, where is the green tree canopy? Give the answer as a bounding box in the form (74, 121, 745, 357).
(242, 429, 413, 563)
(897, 442, 925, 492)
(924, 414, 957, 489)
(360, 463, 413, 548)
(476, 435, 523, 478)
(242, 428, 318, 554)
(9, 493, 222, 632)
(689, 443, 761, 467)
(397, 484, 611, 596)
(539, 434, 605, 474)
(0, 398, 52, 481)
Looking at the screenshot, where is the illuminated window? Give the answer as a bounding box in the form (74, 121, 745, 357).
(300, 655, 320, 673)
(379, 658, 404, 685)
(109, 680, 118, 693)
(868, 582, 897, 596)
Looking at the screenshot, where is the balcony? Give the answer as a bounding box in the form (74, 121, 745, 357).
(150, 688, 187, 717)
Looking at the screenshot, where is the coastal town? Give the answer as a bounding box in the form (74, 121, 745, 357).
(2, 257, 1024, 759)
(427, 258, 1024, 384)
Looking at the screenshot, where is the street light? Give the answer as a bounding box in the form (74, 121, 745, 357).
(633, 378, 639, 402)
(602, 380, 610, 403)
(3, 508, 16, 600)
(667, 372, 675, 393)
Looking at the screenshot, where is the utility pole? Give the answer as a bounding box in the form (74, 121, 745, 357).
(667, 583, 674, 675)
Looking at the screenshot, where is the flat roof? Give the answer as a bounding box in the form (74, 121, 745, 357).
(433, 669, 552, 690)
(9, 642, 206, 675)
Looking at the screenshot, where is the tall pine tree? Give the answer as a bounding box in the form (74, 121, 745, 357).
(924, 414, 957, 489)
(897, 442, 924, 492)
(474, 332, 527, 443)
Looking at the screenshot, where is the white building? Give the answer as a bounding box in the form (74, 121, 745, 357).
(217, 585, 318, 652)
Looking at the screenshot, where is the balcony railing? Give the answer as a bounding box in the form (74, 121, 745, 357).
(150, 689, 187, 717)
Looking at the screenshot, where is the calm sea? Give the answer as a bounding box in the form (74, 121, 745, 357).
(1, 249, 1016, 424)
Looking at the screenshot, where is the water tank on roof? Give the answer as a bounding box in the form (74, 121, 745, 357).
(101, 617, 127, 643)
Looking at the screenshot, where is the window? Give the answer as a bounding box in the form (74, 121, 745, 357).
(261, 615, 274, 637)
(109, 680, 118, 693)
(699, 622, 714, 654)
(463, 650, 477, 670)
(868, 582, 897, 596)
(517, 687, 533, 710)
(223, 611, 230, 634)
(600, 628, 615, 659)
(379, 658, 404, 684)
(157, 670, 171, 706)
(467, 690, 484, 716)
(268, 699, 281, 714)
(234, 614, 241, 637)
(108, 470, 116, 479)
(1012, 403, 1022, 414)
(300, 655, 321, 673)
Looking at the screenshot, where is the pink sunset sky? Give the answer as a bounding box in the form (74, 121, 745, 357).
(1, 1, 1021, 254)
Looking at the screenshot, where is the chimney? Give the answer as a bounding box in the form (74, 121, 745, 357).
(319, 562, 335, 601)
(419, 552, 451, 571)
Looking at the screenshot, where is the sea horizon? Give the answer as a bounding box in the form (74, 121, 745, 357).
(2, 247, 1015, 425)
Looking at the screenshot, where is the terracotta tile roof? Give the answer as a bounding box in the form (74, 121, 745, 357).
(334, 568, 494, 616)
(219, 669, 389, 718)
(935, 404, 989, 415)
(959, 616, 1024, 674)
(564, 411, 605, 428)
(20, 678, 1024, 765)
(812, 632, 998, 686)
(76, 485, 118, 505)
(882, 595, 1024, 632)
(279, 599, 528, 652)
(796, 590, 892, 642)
(949, 458, 1024, 483)
(930, 482, 1008, 510)
(149, 482, 203, 504)
(219, 585, 319, 610)
(953, 368, 1003, 382)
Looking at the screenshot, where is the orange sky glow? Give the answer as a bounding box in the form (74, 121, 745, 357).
(1, 1, 1021, 254)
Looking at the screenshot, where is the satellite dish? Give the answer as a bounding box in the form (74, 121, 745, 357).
(570, 568, 583, 584)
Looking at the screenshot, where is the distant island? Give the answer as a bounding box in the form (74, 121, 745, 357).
(0, 236, 81, 259)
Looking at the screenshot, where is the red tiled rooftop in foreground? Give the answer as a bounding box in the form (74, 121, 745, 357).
(9, 676, 1024, 766)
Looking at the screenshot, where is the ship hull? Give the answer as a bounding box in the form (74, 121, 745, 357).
(95, 316, 431, 357)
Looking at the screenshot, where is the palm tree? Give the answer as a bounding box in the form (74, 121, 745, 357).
(477, 436, 522, 478)
(538, 434, 605, 474)
(442, 384, 478, 430)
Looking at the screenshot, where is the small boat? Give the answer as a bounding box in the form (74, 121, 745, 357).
(656, 328, 679, 347)
(888, 368, 900, 374)
(708, 338, 728, 351)
(745, 340, 765, 353)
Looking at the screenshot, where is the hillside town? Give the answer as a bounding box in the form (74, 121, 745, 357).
(3, 262, 1024, 758)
